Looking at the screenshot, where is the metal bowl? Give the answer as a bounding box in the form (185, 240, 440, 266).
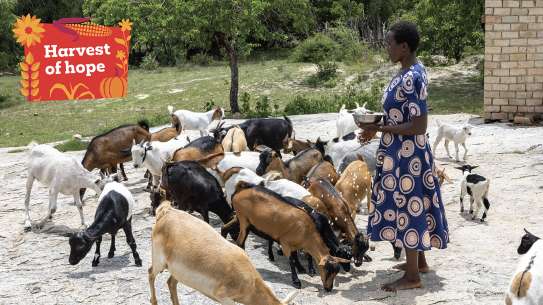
(353, 112, 384, 124)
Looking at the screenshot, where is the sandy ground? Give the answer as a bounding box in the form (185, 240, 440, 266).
(0, 113, 542, 305)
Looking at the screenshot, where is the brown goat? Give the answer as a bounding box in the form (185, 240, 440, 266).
(304, 177, 369, 267)
(335, 157, 372, 220)
(256, 148, 322, 184)
(150, 127, 179, 142)
(305, 161, 339, 185)
(221, 125, 247, 154)
(231, 183, 350, 291)
(436, 167, 452, 186)
(82, 121, 151, 181)
(284, 138, 312, 155)
(172, 136, 225, 168)
(149, 201, 298, 305)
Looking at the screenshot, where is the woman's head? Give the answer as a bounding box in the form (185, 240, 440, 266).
(386, 21, 420, 63)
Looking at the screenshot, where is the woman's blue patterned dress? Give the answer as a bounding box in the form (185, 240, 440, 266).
(367, 62, 449, 251)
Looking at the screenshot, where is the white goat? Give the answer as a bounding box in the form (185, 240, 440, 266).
(432, 120, 473, 161)
(131, 138, 189, 190)
(336, 103, 368, 138)
(169, 105, 224, 137)
(223, 168, 310, 204)
(316, 133, 363, 167)
(24, 144, 108, 229)
(149, 201, 298, 305)
(456, 165, 491, 222)
(506, 239, 543, 305)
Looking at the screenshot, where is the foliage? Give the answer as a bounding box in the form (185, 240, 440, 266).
(54, 138, 88, 152)
(304, 61, 338, 88)
(190, 53, 214, 66)
(255, 96, 271, 117)
(0, 0, 19, 72)
(240, 92, 252, 113)
(291, 33, 339, 63)
(204, 100, 215, 111)
(140, 54, 159, 70)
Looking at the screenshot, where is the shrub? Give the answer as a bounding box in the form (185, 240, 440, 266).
(255, 96, 271, 117)
(291, 33, 339, 63)
(190, 53, 213, 66)
(204, 100, 215, 111)
(240, 92, 252, 114)
(304, 61, 338, 88)
(140, 54, 160, 70)
(325, 25, 366, 63)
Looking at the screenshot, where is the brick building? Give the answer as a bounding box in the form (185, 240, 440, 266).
(484, 0, 543, 122)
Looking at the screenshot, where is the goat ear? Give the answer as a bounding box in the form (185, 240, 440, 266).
(471, 166, 479, 170)
(454, 166, 464, 171)
(132, 139, 136, 146)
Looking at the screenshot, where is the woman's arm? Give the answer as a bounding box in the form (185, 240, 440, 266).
(358, 114, 428, 136)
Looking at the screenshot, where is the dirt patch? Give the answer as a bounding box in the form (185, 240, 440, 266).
(0, 113, 541, 304)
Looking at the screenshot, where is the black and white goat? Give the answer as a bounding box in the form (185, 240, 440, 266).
(505, 229, 542, 305)
(456, 164, 491, 222)
(68, 181, 142, 267)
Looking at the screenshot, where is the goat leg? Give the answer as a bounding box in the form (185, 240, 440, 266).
(92, 235, 102, 267)
(108, 234, 116, 258)
(167, 275, 181, 305)
(148, 267, 159, 305)
(267, 239, 275, 261)
(288, 253, 302, 289)
(123, 221, 142, 266)
(119, 163, 128, 181)
(23, 175, 35, 230)
(292, 251, 307, 274)
(306, 253, 316, 276)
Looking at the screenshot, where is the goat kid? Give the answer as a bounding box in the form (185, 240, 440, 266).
(68, 181, 142, 267)
(169, 105, 224, 137)
(432, 120, 473, 162)
(456, 164, 491, 222)
(336, 103, 368, 138)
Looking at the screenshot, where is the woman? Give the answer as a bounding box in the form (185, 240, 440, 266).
(358, 21, 449, 291)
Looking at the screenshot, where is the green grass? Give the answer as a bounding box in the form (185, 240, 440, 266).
(0, 57, 482, 147)
(54, 138, 89, 152)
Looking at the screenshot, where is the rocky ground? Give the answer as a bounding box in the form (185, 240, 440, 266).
(0, 113, 542, 305)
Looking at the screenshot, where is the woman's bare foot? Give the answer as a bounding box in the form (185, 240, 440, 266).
(393, 262, 430, 273)
(382, 274, 423, 292)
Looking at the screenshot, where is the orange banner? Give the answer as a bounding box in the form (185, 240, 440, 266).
(13, 15, 131, 102)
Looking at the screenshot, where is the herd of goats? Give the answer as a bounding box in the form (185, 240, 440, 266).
(21, 104, 542, 304)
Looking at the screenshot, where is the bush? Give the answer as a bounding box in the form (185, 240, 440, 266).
(240, 92, 251, 113)
(284, 80, 385, 115)
(291, 33, 339, 63)
(304, 62, 338, 88)
(324, 25, 367, 63)
(255, 96, 271, 117)
(204, 100, 215, 111)
(190, 53, 213, 66)
(140, 54, 160, 70)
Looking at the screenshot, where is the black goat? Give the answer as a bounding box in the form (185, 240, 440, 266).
(158, 160, 239, 239)
(69, 182, 142, 267)
(518, 229, 540, 255)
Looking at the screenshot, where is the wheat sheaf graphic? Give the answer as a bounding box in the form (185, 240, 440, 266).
(20, 52, 40, 100)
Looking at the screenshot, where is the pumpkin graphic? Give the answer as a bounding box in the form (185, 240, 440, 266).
(99, 75, 127, 98)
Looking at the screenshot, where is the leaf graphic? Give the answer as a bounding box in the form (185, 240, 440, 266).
(20, 62, 29, 72)
(20, 88, 29, 97)
(20, 79, 29, 88)
(31, 62, 40, 71)
(31, 71, 39, 79)
(50, 83, 72, 99)
(115, 38, 126, 46)
(77, 91, 95, 99)
(31, 80, 39, 88)
(21, 71, 29, 80)
(26, 52, 34, 65)
(127, 35, 131, 41)
(31, 88, 39, 97)
(116, 63, 124, 69)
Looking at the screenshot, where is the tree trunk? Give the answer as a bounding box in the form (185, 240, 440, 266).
(215, 32, 240, 114)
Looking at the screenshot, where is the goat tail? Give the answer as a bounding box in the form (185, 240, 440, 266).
(167, 105, 174, 115)
(155, 200, 172, 221)
(281, 290, 299, 304)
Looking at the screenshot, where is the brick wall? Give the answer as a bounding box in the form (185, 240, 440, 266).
(485, 0, 543, 121)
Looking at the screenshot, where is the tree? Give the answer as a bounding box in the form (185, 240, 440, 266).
(174, 0, 314, 113)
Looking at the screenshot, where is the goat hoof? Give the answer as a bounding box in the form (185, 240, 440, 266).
(364, 254, 373, 262)
(469, 210, 473, 214)
(308, 268, 316, 276)
(108, 252, 115, 259)
(277, 249, 284, 256)
(480, 219, 485, 223)
(460, 207, 464, 213)
(135, 258, 142, 267)
(92, 259, 100, 267)
(292, 281, 302, 289)
(268, 256, 275, 262)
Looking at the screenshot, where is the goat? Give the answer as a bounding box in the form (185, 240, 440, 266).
(456, 164, 491, 222)
(82, 120, 150, 182)
(432, 120, 473, 162)
(284, 138, 312, 155)
(519, 229, 541, 255)
(218, 117, 294, 155)
(150, 126, 179, 142)
(335, 157, 372, 220)
(68, 181, 142, 267)
(171, 136, 224, 166)
(436, 167, 453, 186)
(336, 103, 368, 138)
(303, 177, 370, 267)
(314, 133, 366, 167)
(213, 122, 248, 154)
(505, 230, 543, 305)
(230, 183, 351, 291)
(158, 160, 239, 239)
(305, 161, 339, 185)
(169, 105, 224, 137)
(336, 139, 379, 175)
(24, 144, 108, 230)
(148, 201, 298, 305)
(131, 138, 189, 191)
(256, 148, 322, 184)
